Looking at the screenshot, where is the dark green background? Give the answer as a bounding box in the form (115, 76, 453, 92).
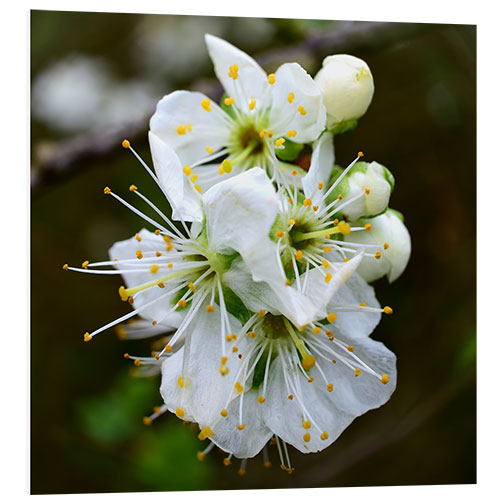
(31, 12, 476, 494)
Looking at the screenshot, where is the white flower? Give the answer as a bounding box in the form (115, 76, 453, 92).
(343, 209, 411, 283)
(314, 54, 374, 128)
(159, 256, 396, 460)
(325, 160, 394, 221)
(149, 34, 326, 190)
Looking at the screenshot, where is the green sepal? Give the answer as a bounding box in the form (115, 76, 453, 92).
(215, 284, 253, 325)
(328, 119, 358, 135)
(275, 138, 304, 162)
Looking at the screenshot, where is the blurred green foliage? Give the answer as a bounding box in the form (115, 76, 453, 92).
(31, 10, 476, 494)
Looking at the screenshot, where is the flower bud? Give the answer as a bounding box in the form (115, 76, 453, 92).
(314, 54, 374, 128)
(329, 161, 394, 221)
(344, 209, 411, 283)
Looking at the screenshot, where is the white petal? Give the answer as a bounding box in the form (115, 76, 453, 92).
(205, 34, 268, 112)
(149, 131, 203, 222)
(149, 90, 230, 166)
(302, 132, 334, 208)
(268, 63, 326, 142)
(109, 229, 183, 328)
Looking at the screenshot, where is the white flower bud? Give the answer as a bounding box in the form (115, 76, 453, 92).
(332, 161, 394, 221)
(344, 209, 411, 283)
(314, 54, 374, 127)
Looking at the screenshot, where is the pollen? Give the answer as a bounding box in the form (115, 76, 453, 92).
(226, 334, 237, 341)
(134, 359, 141, 366)
(122, 139, 130, 148)
(136, 250, 143, 260)
(320, 431, 329, 440)
(129, 184, 137, 191)
(302, 420, 311, 429)
(375, 251, 382, 259)
(303, 432, 311, 442)
(276, 231, 285, 238)
(143, 416, 152, 426)
(206, 304, 215, 313)
(234, 382, 244, 394)
(197, 451, 205, 461)
(301, 354, 316, 370)
(327, 312, 337, 323)
(177, 124, 187, 135)
(324, 247, 332, 253)
(177, 377, 184, 388)
(118, 286, 129, 301)
(62, 263, 68, 270)
(224, 96, 235, 105)
(259, 309, 266, 317)
(178, 299, 187, 308)
(259, 129, 268, 138)
(381, 374, 390, 384)
(155, 251, 162, 258)
(384, 306, 393, 315)
(324, 273, 332, 283)
(82, 260, 89, 269)
(327, 383, 333, 392)
(83, 332, 92, 342)
(312, 327, 321, 334)
(149, 264, 159, 274)
(257, 396, 265, 404)
(198, 426, 214, 440)
(264, 461, 271, 468)
(232, 346, 238, 353)
(291, 170, 298, 176)
(289, 218, 295, 225)
(303, 198, 312, 207)
(384, 242, 390, 250)
(358, 151, 364, 157)
(221, 356, 228, 365)
(103, 186, 111, 194)
(228, 64, 239, 79)
(237, 424, 246, 430)
(152, 321, 157, 326)
(188, 123, 192, 131)
(158, 283, 165, 288)
(221, 159, 232, 174)
(322, 260, 329, 269)
(155, 229, 161, 235)
(247, 331, 257, 339)
(175, 408, 185, 418)
(249, 98, 256, 110)
(195, 185, 202, 193)
(298, 105, 307, 115)
(275, 138, 285, 147)
(296, 250, 303, 260)
(364, 223, 372, 231)
(338, 221, 351, 235)
(134, 233, 142, 242)
(219, 365, 229, 376)
(165, 345, 172, 353)
(347, 345, 354, 352)
(220, 409, 228, 417)
(188, 282, 195, 292)
(268, 73, 276, 84)
(287, 130, 297, 138)
(343, 257, 349, 262)
(201, 98, 212, 112)
(224, 457, 232, 466)
(318, 181, 324, 190)
(288, 92, 295, 103)
(360, 302, 367, 306)
(338, 195, 343, 200)
(183, 165, 192, 176)
(365, 188, 371, 195)
(355, 368, 362, 377)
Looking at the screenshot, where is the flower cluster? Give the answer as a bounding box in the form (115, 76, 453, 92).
(65, 35, 411, 473)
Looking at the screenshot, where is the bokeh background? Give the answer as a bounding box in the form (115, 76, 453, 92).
(31, 12, 476, 494)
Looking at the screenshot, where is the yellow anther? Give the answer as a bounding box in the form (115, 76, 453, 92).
(327, 383, 333, 392)
(234, 382, 244, 394)
(183, 165, 192, 176)
(165, 345, 172, 353)
(301, 354, 316, 370)
(298, 105, 307, 115)
(219, 365, 229, 376)
(326, 330, 334, 339)
(62, 263, 68, 270)
(259, 309, 266, 317)
(324, 247, 332, 253)
(364, 223, 372, 231)
(221, 356, 228, 365)
(384, 306, 393, 315)
(148, 264, 159, 274)
(167, 263, 173, 269)
(359, 302, 367, 307)
(324, 273, 332, 283)
(337, 195, 343, 200)
(134, 359, 141, 366)
(375, 251, 382, 260)
(129, 184, 137, 191)
(178, 299, 187, 308)
(318, 181, 324, 190)
(206, 304, 215, 313)
(347, 345, 354, 352)
(224, 96, 235, 106)
(232, 346, 238, 353)
(197, 451, 205, 461)
(365, 188, 371, 195)
(177, 377, 184, 388)
(158, 283, 165, 288)
(338, 221, 351, 235)
(223, 457, 232, 466)
(308, 376, 314, 383)
(103, 186, 111, 195)
(175, 408, 185, 418)
(303, 198, 312, 207)
(257, 396, 266, 404)
(143, 416, 152, 426)
(355, 368, 362, 377)
(195, 185, 202, 193)
(287, 130, 297, 138)
(236, 424, 246, 430)
(343, 257, 350, 262)
(247, 331, 257, 339)
(288, 197, 293, 203)
(198, 426, 214, 440)
(118, 286, 129, 301)
(187, 123, 192, 131)
(221, 159, 232, 174)
(220, 409, 228, 417)
(264, 461, 272, 468)
(288, 394, 294, 400)
(303, 432, 311, 442)
(320, 431, 329, 440)
(332, 359, 336, 363)
(288, 219, 295, 226)
(295, 250, 303, 261)
(302, 420, 311, 429)
(226, 334, 237, 341)
(136, 250, 143, 260)
(122, 139, 130, 148)
(322, 260, 329, 269)
(312, 327, 321, 334)
(381, 374, 390, 384)
(123, 353, 130, 359)
(128, 297, 134, 304)
(82, 260, 89, 269)
(218, 164, 224, 175)
(259, 129, 268, 138)
(201, 98, 211, 112)
(249, 98, 256, 110)
(384, 242, 390, 250)
(154, 251, 162, 258)
(237, 469, 246, 476)
(177, 124, 187, 135)
(285, 279, 291, 286)
(135, 233, 142, 242)
(275, 138, 285, 147)
(358, 151, 364, 157)
(228, 64, 239, 79)
(188, 282, 195, 292)
(276, 231, 285, 238)
(288, 92, 295, 103)
(291, 170, 298, 177)
(83, 332, 92, 342)
(268, 73, 276, 84)
(154, 229, 161, 235)
(313, 206, 319, 212)
(152, 321, 157, 326)
(327, 312, 337, 323)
